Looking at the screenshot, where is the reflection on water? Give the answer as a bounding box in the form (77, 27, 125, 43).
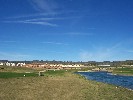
(76, 72, 133, 90)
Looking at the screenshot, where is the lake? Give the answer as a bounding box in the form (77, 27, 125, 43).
(76, 71, 133, 90)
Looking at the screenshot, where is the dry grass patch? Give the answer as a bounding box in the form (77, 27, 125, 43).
(0, 72, 133, 100)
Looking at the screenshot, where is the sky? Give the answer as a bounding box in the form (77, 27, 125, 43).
(0, 0, 133, 61)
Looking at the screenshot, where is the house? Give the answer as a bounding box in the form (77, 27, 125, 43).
(62, 64, 82, 69)
(5, 62, 15, 66)
(0, 62, 4, 65)
(16, 63, 26, 67)
(25, 63, 62, 69)
(98, 65, 111, 67)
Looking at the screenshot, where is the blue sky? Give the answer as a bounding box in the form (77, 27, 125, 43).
(0, 0, 133, 61)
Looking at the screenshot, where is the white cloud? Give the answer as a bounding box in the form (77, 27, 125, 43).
(79, 50, 112, 61)
(2, 4, 83, 27)
(3, 20, 58, 27)
(22, 21, 58, 26)
(5, 12, 58, 19)
(79, 43, 121, 61)
(25, 18, 58, 21)
(28, 0, 58, 12)
(0, 51, 30, 61)
(65, 32, 93, 36)
(19, 47, 64, 54)
(41, 42, 69, 45)
(79, 51, 93, 61)
(24, 17, 76, 22)
(5, 10, 80, 19)
(3, 15, 82, 26)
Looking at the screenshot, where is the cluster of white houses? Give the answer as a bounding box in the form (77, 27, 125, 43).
(0, 62, 84, 69)
(1, 60, 133, 70)
(25, 63, 84, 70)
(0, 62, 26, 67)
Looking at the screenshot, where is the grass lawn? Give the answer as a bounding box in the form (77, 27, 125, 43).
(113, 67, 133, 76)
(0, 72, 133, 100)
(0, 66, 133, 100)
(44, 70, 66, 76)
(0, 72, 38, 78)
(0, 66, 38, 78)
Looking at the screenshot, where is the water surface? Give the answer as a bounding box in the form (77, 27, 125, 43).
(77, 71, 133, 90)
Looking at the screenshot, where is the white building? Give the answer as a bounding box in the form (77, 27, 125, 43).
(16, 63, 26, 67)
(98, 65, 111, 67)
(62, 64, 83, 69)
(6, 62, 16, 66)
(0, 62, 4, 65)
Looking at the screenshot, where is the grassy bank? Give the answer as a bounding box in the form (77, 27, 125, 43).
(113, 67, 133, 76)
(0, 66, 133, 99)
(0, 71, 133, 100)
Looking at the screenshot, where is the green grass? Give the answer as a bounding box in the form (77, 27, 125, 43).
(44, 69, 84, 77)
(113, 67, 133, 75)
(0, 66, 38, 78)
(0, 66, 133, 99)
(0, 72, 133, 100)
(44, 70, 67, 76)
(0, 66, 36, 73)
(0, 72, 38, 78)
(0, 66, 72, 78)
